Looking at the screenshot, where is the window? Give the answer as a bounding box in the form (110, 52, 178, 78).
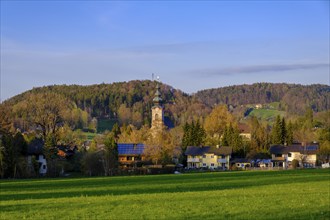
(203, 155, 206, 158)
(276, 154, 282, 157)
(203, 163, 206, 167)
(211, 163, 214, 167)
(211, 155, 214, 158)
(288, 153, 292, 157)
(43, 165, 46, 169)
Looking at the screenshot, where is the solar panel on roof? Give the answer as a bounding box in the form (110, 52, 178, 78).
(118, 143, 145, 155)
(306, 146, 318, 151)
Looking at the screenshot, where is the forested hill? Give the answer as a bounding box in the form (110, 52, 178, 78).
(3, 81, 330, 127)
(195, 83, 330, 114)
(4, 80, 203, 127)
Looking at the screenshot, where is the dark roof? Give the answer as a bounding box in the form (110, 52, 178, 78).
(251, 159, 272, 163)
(118, 143, 145, 156)
(185, 146, 209, 156)
(27, 139, 44, 155)
(269, 144, 319, 155)
(231, 158, 250, 163)
(208, 146, 233, 155)
(185, 146, 232, 156)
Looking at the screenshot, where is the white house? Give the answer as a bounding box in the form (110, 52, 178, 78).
(27, 139, 47, 175)
(185, 146, 232, 170)
(269, 144, 318, 168)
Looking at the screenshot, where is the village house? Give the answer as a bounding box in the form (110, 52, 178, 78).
(250, 159, 273, 168)
(185, 146, 232, 170)
(238, 123, 251, 140)
(269, 144, 318, 168)
(118, 143, 146, 168)
(27, 139, 47, 175)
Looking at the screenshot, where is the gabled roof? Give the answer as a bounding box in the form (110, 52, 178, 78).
(185, 146, 209, 156)
(118, 143, 145, 156)
(27, 139, 44, 155)
(269, 144, 319, 155)
(185, 146, 232, 156)
(230, 158, 250, 163)
(208, 146, 233, 155)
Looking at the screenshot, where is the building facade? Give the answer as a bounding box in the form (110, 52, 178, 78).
(270, 144, 318, 168)
(185, 146, 232, 170)
(118, 143, 146, 168)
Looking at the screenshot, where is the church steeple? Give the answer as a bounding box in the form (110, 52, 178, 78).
(153, 82, 162, 106)
(151, 79, 164, 131)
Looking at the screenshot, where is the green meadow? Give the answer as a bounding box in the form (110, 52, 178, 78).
(249, 108, 286, 122)
(1, 169, 329, 220)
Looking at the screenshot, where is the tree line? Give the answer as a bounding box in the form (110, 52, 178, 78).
(195, 83, 329, 114)
(0, 81, 329, 178)
(3, 81, 329, 131)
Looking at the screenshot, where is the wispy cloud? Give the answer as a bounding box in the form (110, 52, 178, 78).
(191, 63, 330, 76)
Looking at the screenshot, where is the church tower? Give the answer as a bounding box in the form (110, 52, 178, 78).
(151, 81, 164, 131)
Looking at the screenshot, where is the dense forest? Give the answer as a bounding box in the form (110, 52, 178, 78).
(3, 81, 330, 130)
(195, 83, 330, 114)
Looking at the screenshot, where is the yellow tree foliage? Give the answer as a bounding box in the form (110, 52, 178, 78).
(117, 125, 150, 144)
(0, 104, 13, 133)
(12, 93, 73, 140)
(204, 105, 235, 141)
(117, 104, 131, 125)
(144, 125, 181, 165)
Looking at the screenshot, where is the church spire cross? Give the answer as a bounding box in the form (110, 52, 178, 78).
(153, 80, 162, 105)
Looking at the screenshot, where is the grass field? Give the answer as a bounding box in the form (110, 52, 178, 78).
(1, 169, 329, 219)
(249, 108, 286, 122)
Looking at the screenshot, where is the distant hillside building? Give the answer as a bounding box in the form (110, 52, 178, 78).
(238, 123, 251, 140)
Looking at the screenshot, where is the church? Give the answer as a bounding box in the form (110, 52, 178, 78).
(151, 82, 164, 133)
(118, 80, 170, 168)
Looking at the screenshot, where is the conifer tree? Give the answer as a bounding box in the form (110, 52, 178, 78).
(286, 121, 294, 145)
(222, 126, 229, 146)
(181, 122, 191, 150)
(181, 120, 205, 149)
(271, 116, 289, 145)
(281, 117, 287, 144)
(271, 115, 283, 145)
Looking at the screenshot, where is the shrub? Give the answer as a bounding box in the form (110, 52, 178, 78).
(292, 159, 299, 169)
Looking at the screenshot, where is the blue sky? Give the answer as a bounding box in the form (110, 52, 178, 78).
(1, 1, 329, 101)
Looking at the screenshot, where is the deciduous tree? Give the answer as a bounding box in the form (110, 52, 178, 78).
(204, 105, 234, 145)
